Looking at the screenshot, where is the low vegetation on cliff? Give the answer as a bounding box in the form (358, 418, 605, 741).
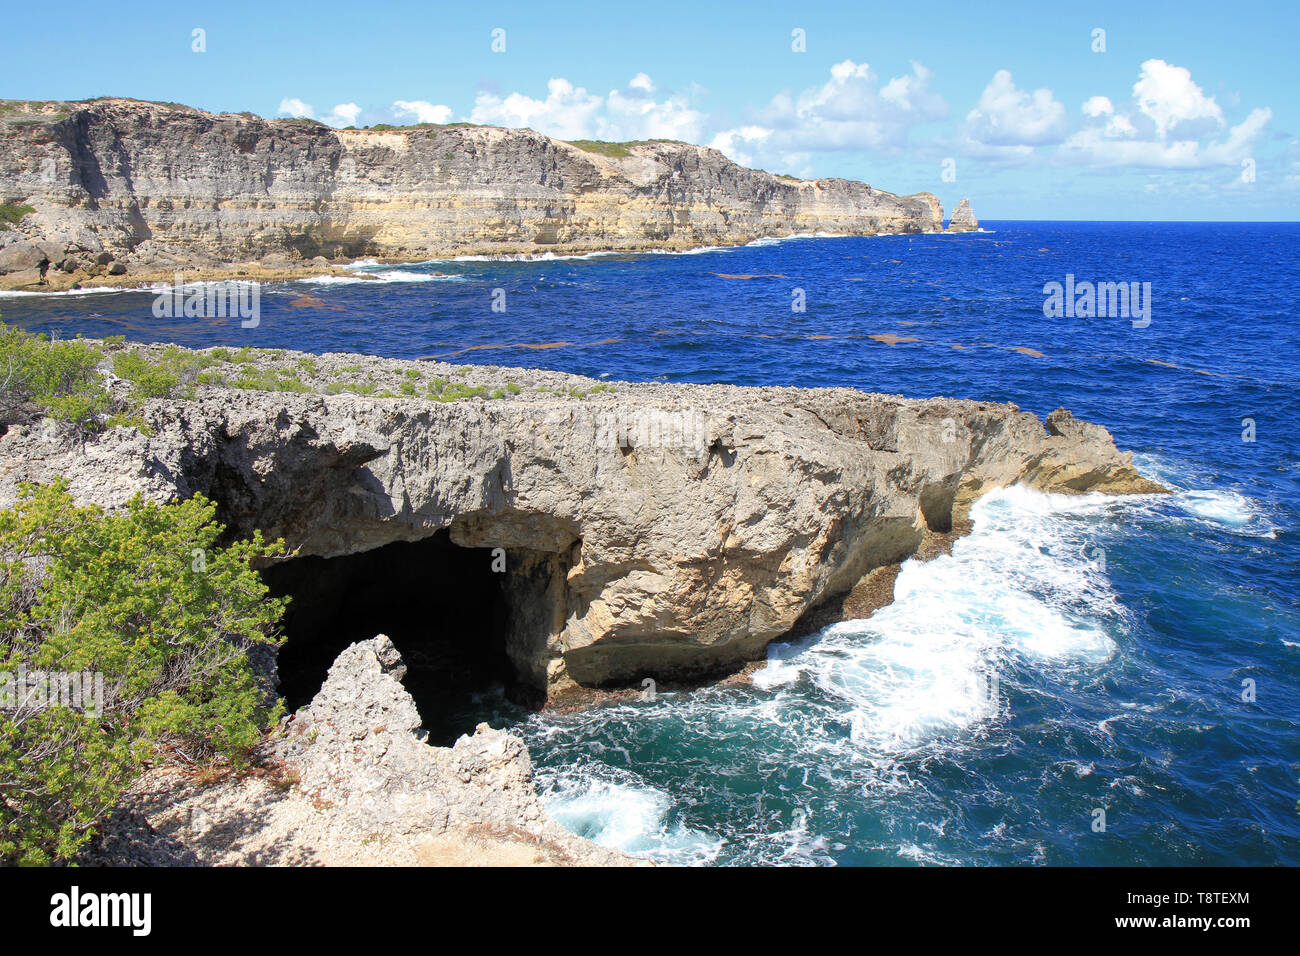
(0, 323, 582, 444)
(0, 204, 35, 230)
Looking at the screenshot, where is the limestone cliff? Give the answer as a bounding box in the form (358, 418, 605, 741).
(0, 98, 947, 287)
(0, 343, 1164, 701)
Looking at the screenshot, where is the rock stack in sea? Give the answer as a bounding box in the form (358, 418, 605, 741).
(947, 198, 979, 232)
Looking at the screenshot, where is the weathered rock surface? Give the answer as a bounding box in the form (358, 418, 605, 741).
(0, 342, 1165, 698)
(947, 197, 979, 232)
(82, 636, 634, 866)
(0, 98, 949, 288)
(278, 635, 630, 862)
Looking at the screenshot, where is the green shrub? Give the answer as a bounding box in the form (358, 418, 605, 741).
(228, 368, 310, 393)
(324, 379, 375, 396)
(112, 350, 181, 399)
(0, 482, 286, 864)
(0, 322, 108, 434)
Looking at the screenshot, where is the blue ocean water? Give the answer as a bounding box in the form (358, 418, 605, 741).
(3, 221, 1298, 865)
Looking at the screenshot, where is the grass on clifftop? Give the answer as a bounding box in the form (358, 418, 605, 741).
(0, 324, 614, 445)
(566, 138, 686, 158)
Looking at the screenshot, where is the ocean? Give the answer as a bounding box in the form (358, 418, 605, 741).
(3, 221, 1297, 865)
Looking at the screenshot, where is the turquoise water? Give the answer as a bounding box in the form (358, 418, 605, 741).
(4, 222, 1298, 865)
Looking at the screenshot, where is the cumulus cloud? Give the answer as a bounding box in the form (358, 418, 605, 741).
(465, 74, 701, 142)
(277, 97, 362, 128)
(1061, 59, 1270, 168)
(392, 100, 453, 125)
(469, 78, 604, 140)
(1132, 58, 1223, 139)
(963, 70, 1067, 147)
(707, 125, 774, 169)
(277, 97, 313, 119)
(708, 60, 947, 172)
(1082, 96, 1114, 118)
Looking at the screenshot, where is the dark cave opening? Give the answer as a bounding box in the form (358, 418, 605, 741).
(263, 531, 522, 746)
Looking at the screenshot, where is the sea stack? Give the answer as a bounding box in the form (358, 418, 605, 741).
(947, 198, 979, 232)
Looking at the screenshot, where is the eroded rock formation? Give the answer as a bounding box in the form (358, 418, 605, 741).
(947, 198, 979, 232)
(0, 98, 948, 288)
(82, 635, 634, 866)
(0, 343, 1164, 702)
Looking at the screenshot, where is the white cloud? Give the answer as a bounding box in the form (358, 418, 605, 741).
(964, 70, 1067, 147)
(276, 97, 362, 128)
(466, 74, 703, 143)
(604, 83, 704, 142)
(708, 60, 946, 172)
(325, 103, 362, 128)
(1061, 60, 1269, 169)
(1082, 96, 1114, 118)
(277, 98, 312, 118)
(393, 100, 453, 125)
(707, 126, 773, 169)
(469, 77, 604, 140)
(1132, 58, 1223, 139)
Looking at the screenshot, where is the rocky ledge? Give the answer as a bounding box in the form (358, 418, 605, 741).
(0, 98, 969, 290)
(0, 342, 1165, 703)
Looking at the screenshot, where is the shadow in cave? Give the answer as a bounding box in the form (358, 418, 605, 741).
(264, 531, 521, 746)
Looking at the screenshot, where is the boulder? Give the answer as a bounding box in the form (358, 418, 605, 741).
(0, 241, 48, 275)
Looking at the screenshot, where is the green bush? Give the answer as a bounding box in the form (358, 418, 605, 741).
(0, 322, 108, 434)
(112, 349, 182, 399)
(0, 482, 286, 865)
(228, 367, 310, 393)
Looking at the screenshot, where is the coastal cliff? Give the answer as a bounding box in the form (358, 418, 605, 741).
(0, 342, 1162, 701)
(0, 98, 951, 289)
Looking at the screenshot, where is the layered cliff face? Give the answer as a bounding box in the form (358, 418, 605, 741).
(0, 344, 1162, 704)
(0, 98, 948, 286)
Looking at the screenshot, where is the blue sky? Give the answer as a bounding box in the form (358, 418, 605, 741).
(5, 0, 1297, 220)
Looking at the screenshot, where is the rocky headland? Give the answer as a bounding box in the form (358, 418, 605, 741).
(0, 98, 974, 290)
(1, 340, 1162, 864)
(0, 340, 1163, 699)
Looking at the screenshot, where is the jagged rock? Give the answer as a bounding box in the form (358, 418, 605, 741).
(276, 635, 632, 862)
(0, 98, 946, 281)
(947, 198, 979, 232)
(0, 342, 1166, 700)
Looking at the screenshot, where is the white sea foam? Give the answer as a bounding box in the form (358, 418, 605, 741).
(298, 270, 463, 285)
(0, 286, 126, 298)
(1126, 453, 1277, 538)
(757, 485, 1122, 754)
(1177, 490, 1256, 529)
(537, 767, 722, 865)
(528, 473, 1279, 864)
